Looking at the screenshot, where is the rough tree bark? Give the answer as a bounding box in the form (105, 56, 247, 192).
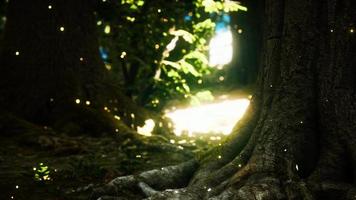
(92, 0, 356, 199)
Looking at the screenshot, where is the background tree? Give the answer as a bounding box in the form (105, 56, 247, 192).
(92, 0, 356, 199)
(0, 0, 169, 135)
(0, 0, 106, 121)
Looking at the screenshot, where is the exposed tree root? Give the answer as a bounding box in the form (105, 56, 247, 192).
(90, 158, 321, 200)
(90, 160, 199, 200)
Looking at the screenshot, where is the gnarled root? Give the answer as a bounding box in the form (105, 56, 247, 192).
(90, 159, 198, 200)
(91, 153, 318, 200)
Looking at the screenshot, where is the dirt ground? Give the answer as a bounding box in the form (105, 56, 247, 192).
(0, 130, 223, 200)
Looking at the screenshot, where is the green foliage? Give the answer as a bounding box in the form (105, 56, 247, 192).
(96, 0, 246, 110)
(33, 163, 51, 181)
(169, 29, 196, 44)
(121, 0, 145, 10)
(195, 0, 247, 13)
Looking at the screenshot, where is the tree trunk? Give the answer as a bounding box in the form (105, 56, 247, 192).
(0, 0, 106, 123)
(92, 0, 356, 199)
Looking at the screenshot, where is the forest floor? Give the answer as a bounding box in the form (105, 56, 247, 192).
(0, 130, 223, 200)
(0, 88, 252, 200)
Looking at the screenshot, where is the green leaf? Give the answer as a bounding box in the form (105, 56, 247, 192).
(130, 4, 138, 10)
(170, 30, 195, 43)
(201, 0, 219, 13)
(162, 60, 181, 69)
(179, 60, 200, 77)
(167, 70, 180, 78)
(182, 83, 190, 92)
(223, 1, 248, 12)
(193, 19, 215, 31)
(38, 166, 48, 173)
(196, 0, 247, 13)
(183, 51, 209, 65)
(137, 0, 144, 6)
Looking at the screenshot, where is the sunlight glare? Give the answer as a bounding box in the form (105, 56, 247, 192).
(209, 29, 233, 66)
(165, 99, 250, 136)
(137, 119, 155, 137)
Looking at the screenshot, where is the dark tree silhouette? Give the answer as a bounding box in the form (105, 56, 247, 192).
(0, 0, 107, 123)
(0, 0, 161, 136)
(92, 0, 356, 199)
